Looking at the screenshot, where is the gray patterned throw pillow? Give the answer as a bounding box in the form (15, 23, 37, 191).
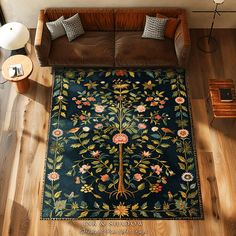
(142, 15, 167, 40)
(46, 16, 66, 40)
(62, 13, 85, 42)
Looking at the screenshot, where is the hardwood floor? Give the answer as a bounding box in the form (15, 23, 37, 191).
(0, 29, 236, 236)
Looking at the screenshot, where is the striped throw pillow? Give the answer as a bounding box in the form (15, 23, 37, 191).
(142, 15, 167, 40)
(62, 13, 85, 42)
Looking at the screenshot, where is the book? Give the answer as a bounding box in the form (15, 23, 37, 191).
(219, 88, 233, 102)
(8, 64, 24, 77)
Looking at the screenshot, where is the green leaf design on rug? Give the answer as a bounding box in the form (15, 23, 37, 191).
(42, 68, 203, 220)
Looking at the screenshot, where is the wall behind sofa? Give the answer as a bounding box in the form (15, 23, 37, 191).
(1, 0, 236, 28)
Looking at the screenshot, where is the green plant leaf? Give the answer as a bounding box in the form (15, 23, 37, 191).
(65, 210, 77, 217)
(139, 168, 146, 174)
(138, 183, 145, 190)
(45, 191, 52, 198)
(55, 163, 63, 170)
(180, 191, 187, 198)
(147, 144, 155, 150)
(93, 194, 102, 199)
(161, 143, 170, 148)
(88, 144, 95, 150)
(102, 203, 110, 210)
(129, 71, 135, 77)
(82, 139, 90, 145)
(78, 211, 88, 218)
(188, 191, 198, 198)
(92, 135, 100, 141)
(94, 202, 100, 208)
(54, 191, 62, 198)
(47, 163, 53, 169)
(98, 183, 106, 192)
(166, 211, 176, 217)
(79, 149, 88, 154)
(141, 193, 150, 199)
(141, 202, 148, 210)
(80, 133, 89, 139)
(131, 203, 139, 210)
(178, 163, 186, 170)
(178, 155, 186, 163)
(71, 143, 81, 148)
(56, 155, 63, 162)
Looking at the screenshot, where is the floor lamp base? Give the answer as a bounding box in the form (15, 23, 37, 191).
(10, 47, 27, 56)
(197, 36, 218, 53)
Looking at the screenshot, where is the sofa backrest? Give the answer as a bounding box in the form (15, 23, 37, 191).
(115, 8, 184, 31)
(45, 8, 114, 31)
(44, 7, 185, 31)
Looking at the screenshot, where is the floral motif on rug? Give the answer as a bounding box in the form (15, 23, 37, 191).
(42, 68, 203, 220)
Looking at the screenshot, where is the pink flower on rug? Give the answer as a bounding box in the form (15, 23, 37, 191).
(83, 101, 90, 106)
(175, 97, 185, 104)
(94, 123, 103, 129)
(79, 115, 86, 121)
(161, 177, 167, 184)
(75, 176, 80, 184)
(116, 70, 127, 76)
(177, 129, 189, 138)
(95, 105, 105, 113)
(76, 100, 82, 105)
(137, 105, 146, 113)
(52, 128, 63, 138)
(138, 123, 147, 129)
(155, 115, 162, 120)
(142, 151, 151, 157)
(48, 172, 60, 181)
(101, 174, 110, 182)
(79, 164, 91, 174)
(134, 173, 142, 182)
(112, 133, 128, 144)
(88, 97, 96, 101)
(91, 150, 101, 158)
(151, 165, 162, 175)
(150, 102, 158, 106)
(146, 97, 154, 101)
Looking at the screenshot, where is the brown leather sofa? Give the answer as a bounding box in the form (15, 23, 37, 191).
(35, 8, 190, 68)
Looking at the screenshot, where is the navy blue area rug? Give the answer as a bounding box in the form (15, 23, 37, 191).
(41, 68, 203, 220)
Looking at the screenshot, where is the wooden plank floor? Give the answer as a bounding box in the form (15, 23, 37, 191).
(0, 29, 236, 236)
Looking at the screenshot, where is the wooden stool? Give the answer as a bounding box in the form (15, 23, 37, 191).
(2, 55, 33, 93)
(208, 79, 236, 125)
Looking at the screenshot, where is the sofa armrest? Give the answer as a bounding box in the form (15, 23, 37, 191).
(174, 12, 191, 68)
(34, 10, 51, 66)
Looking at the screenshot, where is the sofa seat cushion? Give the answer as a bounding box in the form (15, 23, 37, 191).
(49, 31, 114, 66)
(115, 31, 178, 67)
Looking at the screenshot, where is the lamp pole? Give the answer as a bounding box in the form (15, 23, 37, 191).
(208, 3, 220, 44)
(192, 0, 228, 53)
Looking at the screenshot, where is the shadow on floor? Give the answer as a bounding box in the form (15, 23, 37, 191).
(27, 79, 52, 113)
(8, 201, 30, 236)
